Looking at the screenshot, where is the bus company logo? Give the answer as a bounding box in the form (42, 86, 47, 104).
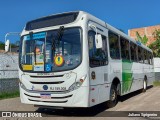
(31, 85, 34, 91)
(91, 71, 96, 80)
(2, 112, 11, 117)
(43, 85, 48, 90)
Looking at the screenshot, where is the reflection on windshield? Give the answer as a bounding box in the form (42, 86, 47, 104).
(20, 28, 82, 72)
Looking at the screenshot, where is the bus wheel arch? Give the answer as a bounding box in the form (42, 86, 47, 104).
(107, 77, 120, 108)
(112, 77, 121, 95)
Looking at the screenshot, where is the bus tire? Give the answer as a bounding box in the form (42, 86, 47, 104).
(142, 79, 147, 92)
(107, 84, 118, 108)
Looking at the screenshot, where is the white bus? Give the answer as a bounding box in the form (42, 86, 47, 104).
(16, 11, 154, 108)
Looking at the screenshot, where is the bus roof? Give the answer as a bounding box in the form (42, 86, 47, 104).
(79, 11, 152, 52)
(24, 10, 152, 52)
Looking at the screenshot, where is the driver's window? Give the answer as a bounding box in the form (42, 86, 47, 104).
(88, 31, 108, 67)
(108, 31, 120, 59)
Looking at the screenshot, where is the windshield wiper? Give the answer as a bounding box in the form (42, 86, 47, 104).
(51, 26, 64, 54)
(56, 26, 64, 53)
(57, 26, 64, 41)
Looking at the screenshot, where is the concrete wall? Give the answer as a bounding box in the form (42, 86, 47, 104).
(154, 58, 160, 72)
(0, 53, 19, 93)
(0, 53, 18, 79)
(155, 73, 160, 81)
(154, 58, 160, 81)
(0, 78, 19, 93)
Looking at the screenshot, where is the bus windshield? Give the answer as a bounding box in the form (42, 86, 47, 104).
(19, 27, 82, 72)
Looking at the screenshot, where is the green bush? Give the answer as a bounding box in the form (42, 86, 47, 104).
(0, 43, 5, 50)
(0, 90, 20, 100)
(153, 81, 160, 86)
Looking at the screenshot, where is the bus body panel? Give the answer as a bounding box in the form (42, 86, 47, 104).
(87, 21, 112, 106)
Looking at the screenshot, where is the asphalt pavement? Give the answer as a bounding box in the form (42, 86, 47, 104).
(0, 86, 160, 120)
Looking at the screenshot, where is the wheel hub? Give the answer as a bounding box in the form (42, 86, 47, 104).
(111, 89, 116, 101)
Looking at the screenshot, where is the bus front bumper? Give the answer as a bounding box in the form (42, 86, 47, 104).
(20, 85, 89, 108)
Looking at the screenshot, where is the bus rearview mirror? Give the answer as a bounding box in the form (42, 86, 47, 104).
(5, 39, 10, 52)
(95, 34, 102, 49)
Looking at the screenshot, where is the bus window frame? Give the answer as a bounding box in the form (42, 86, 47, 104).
(88, 30, 108, 68)
(120, 36, 131, 61)
(130, 41, 138, 62)
(108, 30, 121, 60)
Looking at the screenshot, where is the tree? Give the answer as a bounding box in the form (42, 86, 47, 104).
(0, 42, 5, 50)
(149, 29, 160, 57)
(0, 41, 18, 50)
(153, 29, 160, 40)
(136, 31, 148, 45)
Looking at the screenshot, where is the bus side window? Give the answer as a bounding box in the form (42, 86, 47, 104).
(102, 36, 108, 62)
(88, 31, 108, 67)
(150, 52, 153, 65)
(147, 51, 150, 64)
(138, 47, 141, 62)
(108, 31, 120, 59)
(138, 47, 143, 63)
(144, 50, 148, 64)
(145, 50, 149, 64)
(120, 37, 130, 61)
(141, 48, 144, 63)
(130, 42, 137, 62)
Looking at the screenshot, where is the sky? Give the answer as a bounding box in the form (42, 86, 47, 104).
(0, 0, 160, 43)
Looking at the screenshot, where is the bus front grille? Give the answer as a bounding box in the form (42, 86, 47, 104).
(24, 93, 73, 99)
(30, 81, 64, 84)
(30, 75, 64, 78)
(28, 99, 68, 103)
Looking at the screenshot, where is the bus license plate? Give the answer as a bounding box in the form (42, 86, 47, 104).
(40, 94, 51, 99)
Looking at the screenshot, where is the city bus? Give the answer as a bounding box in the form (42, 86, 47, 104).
(15, 11, 154, 108)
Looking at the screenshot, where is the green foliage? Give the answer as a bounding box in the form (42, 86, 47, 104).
(149, 29, 160, 57)
(153, 81, 160, 86)
(153, 29, 160, 40)
(136, 32, 148, 45)
(0, 90, 19, 100)
(11, 43, 17, 48)
(0, 42, 18, 50)
(0, 42, 5, 50)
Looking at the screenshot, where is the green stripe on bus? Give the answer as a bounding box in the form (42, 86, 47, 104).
(122, 59, 133, 94)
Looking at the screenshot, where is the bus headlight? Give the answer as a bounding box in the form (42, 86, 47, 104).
(68, 75, 87, 92)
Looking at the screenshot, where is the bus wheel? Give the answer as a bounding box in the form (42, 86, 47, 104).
(142, 79, 147, 92)
(107, 84, 118, 108)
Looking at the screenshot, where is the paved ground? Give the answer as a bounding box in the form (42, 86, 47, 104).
(0, 86, 160, 120)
